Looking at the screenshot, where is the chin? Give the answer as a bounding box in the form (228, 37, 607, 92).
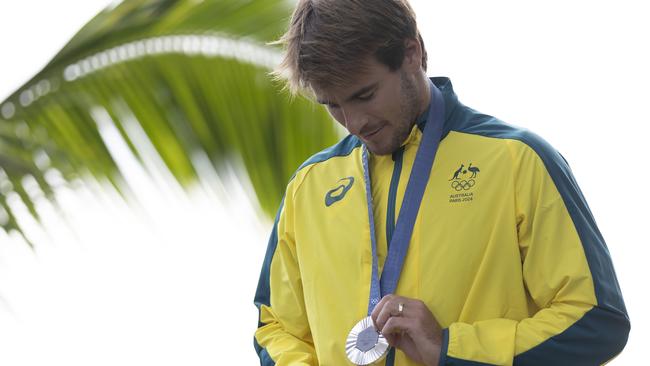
(366, 142, 398, 156)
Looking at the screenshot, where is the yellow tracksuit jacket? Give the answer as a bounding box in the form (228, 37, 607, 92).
(254, 77, 630, 365)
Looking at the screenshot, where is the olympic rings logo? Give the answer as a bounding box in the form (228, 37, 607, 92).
(451, 179, 475, 191)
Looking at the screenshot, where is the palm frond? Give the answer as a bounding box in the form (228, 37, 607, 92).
(0, 0, 341, 241)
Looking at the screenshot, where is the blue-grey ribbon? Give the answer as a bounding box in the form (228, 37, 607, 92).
(363, 80, 445, 315)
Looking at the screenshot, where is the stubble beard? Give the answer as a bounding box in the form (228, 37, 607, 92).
(382, 71, 420, 155)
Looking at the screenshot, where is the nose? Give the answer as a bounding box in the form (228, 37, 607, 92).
(341, 107, 367, 136)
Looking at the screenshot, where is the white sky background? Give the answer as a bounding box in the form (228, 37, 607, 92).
(0, 0, 648, 365)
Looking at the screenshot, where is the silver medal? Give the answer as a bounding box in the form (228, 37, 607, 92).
(345, 316, 389, 365)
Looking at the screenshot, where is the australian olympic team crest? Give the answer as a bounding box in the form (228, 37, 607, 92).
(448, 162, 480, 204)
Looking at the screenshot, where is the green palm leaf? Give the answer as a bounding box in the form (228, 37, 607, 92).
(0, 0, 341, 243)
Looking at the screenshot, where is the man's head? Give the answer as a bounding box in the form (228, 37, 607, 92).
(274, 0, 430, 155)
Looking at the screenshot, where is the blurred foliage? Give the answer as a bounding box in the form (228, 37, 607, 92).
(0, 0, 340, 244)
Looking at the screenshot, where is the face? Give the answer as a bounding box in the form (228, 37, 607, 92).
(313, 56, 423, 156)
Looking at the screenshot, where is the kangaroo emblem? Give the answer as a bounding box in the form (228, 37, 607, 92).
(467, 163, 480, 178)
(449, 164, 464, 180)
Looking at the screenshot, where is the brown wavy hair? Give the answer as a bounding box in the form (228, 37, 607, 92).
(272, 0, 427, 96)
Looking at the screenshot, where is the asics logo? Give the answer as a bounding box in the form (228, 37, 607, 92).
(325, 177, 355, 207)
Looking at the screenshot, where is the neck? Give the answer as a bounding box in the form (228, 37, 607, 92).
(417, 75, 432, 117)
(407, 74, 431, 131)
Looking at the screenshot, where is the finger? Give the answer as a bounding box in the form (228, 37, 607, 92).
(383, 331, 401, 347)
(370, 294, 395, 328)
(374, 297, 396, 330)
(381, 315, 414, 338)
(375, 296, 407, 330)
(370, 294, 394, 319)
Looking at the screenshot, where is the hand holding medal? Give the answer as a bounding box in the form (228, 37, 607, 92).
(345, 294, 444, 366)
(370, 295, 443, 366)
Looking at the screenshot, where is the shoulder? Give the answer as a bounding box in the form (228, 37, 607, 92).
(296, 134, 362, 173)
(447, 105, 581, 209)
(285, 134, 362, 194)
(449, 105, 567, 172)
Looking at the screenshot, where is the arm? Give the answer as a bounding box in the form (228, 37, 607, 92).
(439, 138, 630, 365)
(254, 187, 317, 365)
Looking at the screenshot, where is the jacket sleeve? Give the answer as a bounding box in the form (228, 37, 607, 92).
(253, 179, 317, 365)
(438, 137, 630, 366)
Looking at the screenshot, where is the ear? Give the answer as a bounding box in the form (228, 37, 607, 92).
(402, 38, 423, 73)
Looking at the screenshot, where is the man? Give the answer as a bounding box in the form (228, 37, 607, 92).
(254, 1, 630, 365)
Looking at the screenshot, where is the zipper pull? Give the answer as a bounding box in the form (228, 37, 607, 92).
(391, 146, 405, 162)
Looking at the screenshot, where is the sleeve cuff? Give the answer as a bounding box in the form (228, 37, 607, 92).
(438, 328, 449, 366)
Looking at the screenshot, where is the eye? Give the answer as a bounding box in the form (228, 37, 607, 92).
(326, 103, 340, 109)
(357, 92, 375, 101)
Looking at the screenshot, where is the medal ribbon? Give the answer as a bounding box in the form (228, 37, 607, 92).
(363, 80, 445, 315)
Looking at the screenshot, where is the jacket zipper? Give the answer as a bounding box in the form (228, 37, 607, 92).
(386, 146, 405, 249)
